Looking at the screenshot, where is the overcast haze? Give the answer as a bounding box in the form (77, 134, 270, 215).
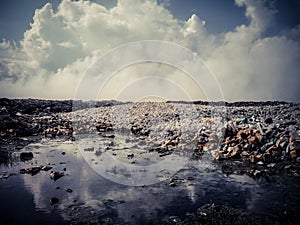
(0, 0, 299, 102)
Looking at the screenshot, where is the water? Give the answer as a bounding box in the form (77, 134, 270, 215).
(0, 137, 299, 224)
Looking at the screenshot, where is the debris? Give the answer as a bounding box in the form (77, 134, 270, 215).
(50, 171, 64, 181)
(20, 152, 33, 161)
(50, 197, 59, 205)
(127, 153, 134, 159)
(66, 188, 73, 193)
(84, 147, 94, 152)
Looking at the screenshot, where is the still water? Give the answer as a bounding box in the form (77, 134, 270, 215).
(0, 137, 299, 224)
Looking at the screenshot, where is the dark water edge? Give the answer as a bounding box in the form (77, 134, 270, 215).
(0, 138, 299, 225)
(0, 175, 68, 225)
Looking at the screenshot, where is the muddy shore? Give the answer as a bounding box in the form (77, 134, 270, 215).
(0, 98, 299, 224)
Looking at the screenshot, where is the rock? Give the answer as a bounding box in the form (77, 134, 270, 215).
(41, 165, 52, 171)
(20, 166, 41, 175)
(103, 134, 115, 138)
(84, 147, 94, 152)
(0, 173, 10, 179)
(257, 122, 264, 135)
(235, 117, 247, 125)
(20, 152, 33, 161)
(227, 146, 240, 158)
(248, 136, 257, 145)
(221, 164, 234, 175)
(279, 141, 288, 150)
(50, 171, 64, 181)
(187, 176, 194, 181)
(290, 150, 297, 159)
(168, 216, 181, 223)
(255, 132, 263, 143)
(267, 163, 276, 168)
(237, 130, 249, 140)
(262, 153, 272, 163)
(50, 197, 59, 205)
(169, 182, 176, 187)
(252, 170, 262, 178)
(240, 151, 249, 159)
(265, 118, 273, 124)
(127, 153, 134, 159)
(66, 188, 73, 193)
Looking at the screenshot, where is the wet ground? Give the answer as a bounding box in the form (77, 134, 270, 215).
(0, 99, 300, 224)
(0, 137, 299, 224)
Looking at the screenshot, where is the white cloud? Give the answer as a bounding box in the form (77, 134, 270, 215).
(0, 0, 299, 102)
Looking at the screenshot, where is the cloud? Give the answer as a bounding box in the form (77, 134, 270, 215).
(0, 0, 299, 102)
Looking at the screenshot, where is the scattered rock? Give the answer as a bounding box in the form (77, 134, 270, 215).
(50, 197, 59, 205)
(41, 165, 52, 171)
(169, 182, 176, 187)
(265, 118, 273, 124)
(50, 171, 64, 181)
(84, 147, 94, 152)
(20, 152, 33, 161)
(20, 166, 41, 175)
(0, 172, 10, 179)
(127, 153, 134, 159)
(290, 150, 297, 159)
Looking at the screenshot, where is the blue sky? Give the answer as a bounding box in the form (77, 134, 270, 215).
(2, 0, 299, 41)
(0, 0, 299, 101)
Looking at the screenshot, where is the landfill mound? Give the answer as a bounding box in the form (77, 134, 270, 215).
(1, 98, 300, 224)
(1, 98, 300, 179)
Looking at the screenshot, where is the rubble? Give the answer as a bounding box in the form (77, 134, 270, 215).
(50, 197, 59, 205)
(1, 98, 299, 180)
(50, 171, 65, 181)
(20, 151, 33, 161)
(203, 112, 300, 178)
(20, 165, 53, 176)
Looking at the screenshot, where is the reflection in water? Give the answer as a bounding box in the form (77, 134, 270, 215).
(0, 138, 298, 224)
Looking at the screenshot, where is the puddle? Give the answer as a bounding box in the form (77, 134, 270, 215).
(0, 138, 299, 224)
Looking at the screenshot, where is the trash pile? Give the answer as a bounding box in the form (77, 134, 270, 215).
(1, 98, 300, 178)
(212, 118, 300, 161)
(194, 106, 300, 177)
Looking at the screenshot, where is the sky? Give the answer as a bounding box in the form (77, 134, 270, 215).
(0, 0, 299, 102)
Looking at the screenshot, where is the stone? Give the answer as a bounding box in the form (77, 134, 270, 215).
(50, 171, 64, 181)
(240, 151, 249, 159)
(20, 152, 33, 161)
(169, 182, 176, 187)
(66, 188, 73, 193)
(0, 173, 10, 179)
(262, 153, 272, 163)
(227, 146, 240, 158)
(20, 166, 41, 176)
(267, 163, 276, 168)
(84, 147, 94, 152)
(265, 118, 273, 124)
(127, 153, 134, 159)
(248, 136, 257, 145)
(237, 130, 248, 140)
(255, 132, 263, 143)
(41, 165, 52, 171)
(50, 197, 59, 205)
(290, 150, 297, 159)
(252, 170, 262, 178)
